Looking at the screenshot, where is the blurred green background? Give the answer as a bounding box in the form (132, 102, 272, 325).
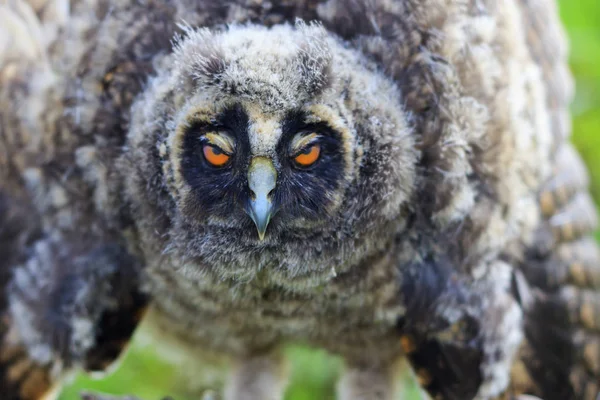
(59, 1, 600, 399)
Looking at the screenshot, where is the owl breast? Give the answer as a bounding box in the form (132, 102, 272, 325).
(144, 237, 409, 363)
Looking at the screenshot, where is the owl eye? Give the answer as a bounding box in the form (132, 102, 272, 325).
(203, 145, 231, 167)
(293, 144, 321, 167)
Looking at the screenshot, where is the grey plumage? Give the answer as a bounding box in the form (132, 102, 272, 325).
(0, 1, 598, 400)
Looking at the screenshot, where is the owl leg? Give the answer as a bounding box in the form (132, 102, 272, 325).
(1, 236, 148, 400)
(336, 363, 398, 400)
(224, 352, 288, 400)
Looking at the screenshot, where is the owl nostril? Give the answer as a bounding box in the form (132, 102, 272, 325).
(249, 188, 276, 201)
(249, 189, 274, 201)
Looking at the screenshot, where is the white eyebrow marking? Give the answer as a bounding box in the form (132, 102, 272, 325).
(204, 132, 236, 154)
(290, 132, 320, 155)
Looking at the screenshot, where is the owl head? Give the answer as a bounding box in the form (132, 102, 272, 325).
(125, 21, 417, 275)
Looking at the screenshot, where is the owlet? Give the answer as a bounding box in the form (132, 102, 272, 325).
(1, 0, 598, 400)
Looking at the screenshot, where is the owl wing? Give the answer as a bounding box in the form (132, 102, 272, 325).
(513, 143, 600, 400)
(0, 239, 148, 400)
(506, 1, 600, 399)
(0, 2, 148, 399)
(0, 2, 51, 397)
(517, 0, 574, 148)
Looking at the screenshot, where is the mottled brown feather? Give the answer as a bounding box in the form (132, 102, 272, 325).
(0, 314, 54, 400)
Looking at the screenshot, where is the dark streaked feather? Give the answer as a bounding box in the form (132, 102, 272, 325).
(1, 240, 148, 398)
(513, 144, 600, 400)
(398, 254, 483, 400)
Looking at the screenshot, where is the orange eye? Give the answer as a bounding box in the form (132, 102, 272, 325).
(203, 145, 231, 167)
(294, 144, 321, 167)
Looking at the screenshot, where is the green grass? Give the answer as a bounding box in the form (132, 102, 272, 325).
(59, 341, 423, 400)
(59, 2, 600, 399)
(563, 0, 600, 203)
(58, 342, 348, 399)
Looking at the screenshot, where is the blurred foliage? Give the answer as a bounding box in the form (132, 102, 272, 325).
(563, 0, 600, 208)
(60, 1, 600, 399)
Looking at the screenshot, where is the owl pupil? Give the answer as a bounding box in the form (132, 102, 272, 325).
(211, 146, 223, 155)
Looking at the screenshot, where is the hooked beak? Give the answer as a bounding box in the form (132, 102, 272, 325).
(247, 157, 277, 240)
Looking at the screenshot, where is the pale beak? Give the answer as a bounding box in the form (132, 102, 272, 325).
(247, 157, 277, 240)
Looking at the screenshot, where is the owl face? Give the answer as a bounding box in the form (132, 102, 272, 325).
(177, 104, 349, 240)
(128, 21, 417, 255)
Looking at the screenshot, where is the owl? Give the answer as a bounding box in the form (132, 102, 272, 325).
(0, 0, 599, 399)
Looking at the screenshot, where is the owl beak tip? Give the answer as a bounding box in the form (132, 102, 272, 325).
(248, 197, 273, 241)
(256, 217, 270, 241)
